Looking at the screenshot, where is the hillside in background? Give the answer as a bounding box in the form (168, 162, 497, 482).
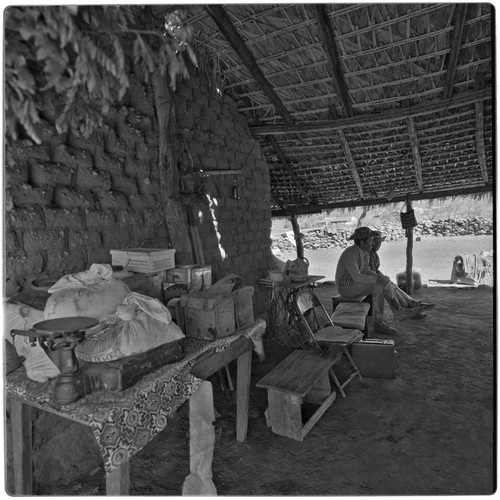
(271, 193, 493, 235)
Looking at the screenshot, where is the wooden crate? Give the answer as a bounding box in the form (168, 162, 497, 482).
(232, 286, 254, 328)
(111, 248, 175, 273)
(165, 265, 212, 292)
(180, 292, 236, 340)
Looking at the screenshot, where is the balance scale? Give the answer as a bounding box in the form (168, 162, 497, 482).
(11, 316, 98, 406)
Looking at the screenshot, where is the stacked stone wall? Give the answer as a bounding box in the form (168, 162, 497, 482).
(273, 217, 494, 253)
(5, 70, 273, 315)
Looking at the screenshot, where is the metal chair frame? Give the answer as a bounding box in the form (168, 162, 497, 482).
(294, 288, 363, 397)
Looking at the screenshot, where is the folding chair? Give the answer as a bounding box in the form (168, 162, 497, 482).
(294, 288, 363, 397)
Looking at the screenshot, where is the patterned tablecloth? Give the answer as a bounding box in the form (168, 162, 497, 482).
(6, 333, 253, 473)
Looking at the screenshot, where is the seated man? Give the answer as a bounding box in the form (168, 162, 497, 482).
(370, 230, 435, 317)
(335, 227, 423, 335)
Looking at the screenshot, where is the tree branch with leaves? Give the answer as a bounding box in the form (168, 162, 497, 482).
(4, 5, 197, 144)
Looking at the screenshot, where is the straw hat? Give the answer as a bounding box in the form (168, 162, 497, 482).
(348, 226, 374, 240)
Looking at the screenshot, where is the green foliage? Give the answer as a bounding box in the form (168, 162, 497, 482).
(4, 6, 197, 144)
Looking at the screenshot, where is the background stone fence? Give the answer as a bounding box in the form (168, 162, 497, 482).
(272, 217, 494, 252)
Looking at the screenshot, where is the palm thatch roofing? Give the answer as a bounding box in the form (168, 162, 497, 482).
(155, 4, 494, 216)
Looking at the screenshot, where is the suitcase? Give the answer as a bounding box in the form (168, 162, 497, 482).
(352, 339, 395, 378)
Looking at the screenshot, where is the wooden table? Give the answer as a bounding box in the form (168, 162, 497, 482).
(7, 331, 257, 496)
(258, 275, 325, 348)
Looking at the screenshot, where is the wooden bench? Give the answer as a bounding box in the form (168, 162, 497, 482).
(331, 295, 372, 337)
(256, 349, 341, 441)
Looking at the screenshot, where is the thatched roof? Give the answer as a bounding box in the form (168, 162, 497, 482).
(156, 4, 494, 216)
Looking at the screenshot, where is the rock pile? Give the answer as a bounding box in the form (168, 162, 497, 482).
(272, 217, 494, 252)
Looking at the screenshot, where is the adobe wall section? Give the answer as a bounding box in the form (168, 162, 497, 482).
(5, 70, 273, 315)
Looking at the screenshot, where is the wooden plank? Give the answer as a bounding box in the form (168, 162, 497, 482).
(301, 389, 337, 439)
(256, 350, 336, 396)
(151, 70, 194, 263)
(267, 389, 304, 441)
(106, 462, 130, 496)
(11, 398, 32, 495)
(190, 336, 253, 380)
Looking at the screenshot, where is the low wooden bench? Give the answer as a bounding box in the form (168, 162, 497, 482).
(331, 295, 372, 337)
(256, 349, 341, 441)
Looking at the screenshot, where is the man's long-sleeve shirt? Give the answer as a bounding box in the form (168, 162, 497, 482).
(335, 244, 377, 291)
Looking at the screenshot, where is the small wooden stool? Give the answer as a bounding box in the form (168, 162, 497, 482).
(256, 349, 341, 441)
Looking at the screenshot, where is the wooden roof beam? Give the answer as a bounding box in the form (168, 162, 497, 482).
(205, 5, 294, 125)
(406, 118, 424, 192)
(313, 4, 353, 117)
(251, 86, 491, 135)
(271, 185, 493, 216)
(443, 4, 468, 99)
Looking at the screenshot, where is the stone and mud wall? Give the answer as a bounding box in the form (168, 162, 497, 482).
(5, 67, 273, 314)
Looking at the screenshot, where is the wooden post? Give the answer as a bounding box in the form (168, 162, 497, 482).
(406, 227, 414, 295)
(11, 398, 33, 495)
(405, 194, 414, 295)
(290, 214, 304, 259)
(106, 462, 130, 496)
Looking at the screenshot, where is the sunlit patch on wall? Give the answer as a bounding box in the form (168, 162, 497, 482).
(205, 193, 227, 260)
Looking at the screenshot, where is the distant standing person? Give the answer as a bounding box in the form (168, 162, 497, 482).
(370, 230, 435, 317)
(335, 227, 423, 335)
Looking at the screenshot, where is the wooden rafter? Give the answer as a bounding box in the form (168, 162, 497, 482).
(268, 136, 311, 203)
(406, 118, 424, 192)
(205, 4, 294, 125)
(337, 130, 363, 199)
(474, 100, 489, 184)
(313, 4, 353, 117)
(205, 4, 312, 209)
(443, 4, 468, 99)
(251, 87, 491, 136)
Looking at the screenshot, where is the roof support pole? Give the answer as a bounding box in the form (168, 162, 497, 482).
(404, 195, 414, 295)
(290, 214, 304, 260)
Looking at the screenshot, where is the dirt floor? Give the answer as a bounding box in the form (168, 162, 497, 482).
(6, 281, 495, 496)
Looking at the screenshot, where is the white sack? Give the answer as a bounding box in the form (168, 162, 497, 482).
(75, 292, 185, 362)
(44, 264, 130, 321)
